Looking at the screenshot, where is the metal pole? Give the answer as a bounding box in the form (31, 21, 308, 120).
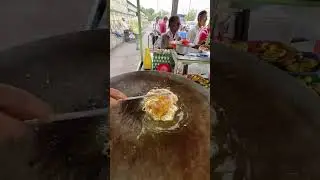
(188, 0, 191, 14)
(171, 0, 179, 16)
(157, 0, 159, 12)
(136, 0, 144, 64)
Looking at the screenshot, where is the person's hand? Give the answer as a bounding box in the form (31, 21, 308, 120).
(0, 84, 52, 140)
(110, 88, 127, 107)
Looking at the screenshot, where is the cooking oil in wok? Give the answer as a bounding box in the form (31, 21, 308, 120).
(116, 88, 190, 139)
(110, 88, 210, 180)
(137, 103, 189, 139)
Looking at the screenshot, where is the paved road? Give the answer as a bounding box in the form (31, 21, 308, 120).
(110, 25, 152, 77)
(0, 0, 95, 51)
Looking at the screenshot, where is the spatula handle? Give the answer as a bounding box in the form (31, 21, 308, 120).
(25, 108, 108, 125)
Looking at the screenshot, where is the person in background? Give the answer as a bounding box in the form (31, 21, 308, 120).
(152, 16, 161, 45)
(158, 16, 181, 49)
(188, 10, 207, 44)
(153, 16, 160, 33)
(159, 16, 168, 34)
(197, 19, 211, 45)
(122, 17, 129, 31)
(129, 18, 140, 50)
(122, 17, 131, 42)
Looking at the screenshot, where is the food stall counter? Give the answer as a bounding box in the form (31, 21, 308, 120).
(136, 48, 210, 89)
(172, 50, 210, 75)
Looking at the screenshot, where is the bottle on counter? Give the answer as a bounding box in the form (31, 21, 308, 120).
(143, 48, 152, 70)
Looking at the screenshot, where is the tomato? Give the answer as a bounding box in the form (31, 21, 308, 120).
(156, 63, 172, 72)
(181, 39, 190, 46)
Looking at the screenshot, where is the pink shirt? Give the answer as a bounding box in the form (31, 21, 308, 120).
(198, 28, 210, 44)
(159, 20, 167, 34)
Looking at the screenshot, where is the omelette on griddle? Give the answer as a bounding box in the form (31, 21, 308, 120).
(142, 89, 178, 121)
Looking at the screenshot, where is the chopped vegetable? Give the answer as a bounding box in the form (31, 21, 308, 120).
(186, 74, 210, 88)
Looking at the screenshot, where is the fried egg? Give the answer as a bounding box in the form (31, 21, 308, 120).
(142, 88, 178, 121)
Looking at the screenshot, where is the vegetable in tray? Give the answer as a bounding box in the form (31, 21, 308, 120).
(186, 74, 210, 88)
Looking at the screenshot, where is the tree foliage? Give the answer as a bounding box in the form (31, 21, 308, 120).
(185, 9, 197, 21)
(141, 7, 169, 21)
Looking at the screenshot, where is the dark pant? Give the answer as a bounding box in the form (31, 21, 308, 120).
(124, 30, 130, 42)
(152, 35, 158, 45)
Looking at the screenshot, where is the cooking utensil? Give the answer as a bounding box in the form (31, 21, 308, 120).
(25, 91, 173, 125)
(110, 71, 212, 180)
(25, 108, 108, 125)
(121, 92, 172, 101)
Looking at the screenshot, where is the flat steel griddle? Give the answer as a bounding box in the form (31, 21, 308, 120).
(109, 71, 212, 180)
(0, 30, 109, 180)
(211, 44, 320, 180)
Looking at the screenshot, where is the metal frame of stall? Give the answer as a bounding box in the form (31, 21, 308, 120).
(136, 0, 144, 67)
(230, 0, 320, 42)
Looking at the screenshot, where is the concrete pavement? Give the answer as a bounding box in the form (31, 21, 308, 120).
(110, 25, 152, 77)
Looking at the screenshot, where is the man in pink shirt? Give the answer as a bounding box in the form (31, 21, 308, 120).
(159, 16, 168, 34)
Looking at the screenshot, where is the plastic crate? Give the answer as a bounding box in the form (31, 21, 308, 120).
(152, 50, 175, 70)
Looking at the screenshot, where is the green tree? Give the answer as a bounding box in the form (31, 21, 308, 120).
(141, 7, 156, 21)
(145, 8, 155, 16)
(140, 7, 170, 21)
(157, 10, 169, 17)
(185, 9, 197, 21)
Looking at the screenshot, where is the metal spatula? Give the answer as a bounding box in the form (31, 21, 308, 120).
(24, 108, 108, 125)
(120, 92, 171, 101)
(25, 93, 170, 125)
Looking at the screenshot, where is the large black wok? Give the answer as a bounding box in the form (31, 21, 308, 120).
(0, 29, 109, 112)
(109, 71, 212, 180)
(211, 44, 320, 180)
(0, 30, 108, 180)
